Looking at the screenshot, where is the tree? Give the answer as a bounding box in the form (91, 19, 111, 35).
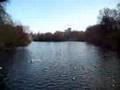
(0, 0, 8, 2)
(0, 0, 12, 25)
(98, 3, 120, 31)
(98, 8, 116, 26)
(85, 3, 120, 50)
(53, 31, 64, 41)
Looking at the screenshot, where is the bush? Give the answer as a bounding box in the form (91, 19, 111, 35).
(103, 31, 120, 50)
(0, 24, 31, 48)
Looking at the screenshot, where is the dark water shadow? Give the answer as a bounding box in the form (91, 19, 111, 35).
(0, 48, 32, 90)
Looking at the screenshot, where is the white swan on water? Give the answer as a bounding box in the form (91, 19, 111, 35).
(0, 67, 3, 70)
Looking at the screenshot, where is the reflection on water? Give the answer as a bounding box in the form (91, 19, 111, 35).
(0, 42, 120, 90)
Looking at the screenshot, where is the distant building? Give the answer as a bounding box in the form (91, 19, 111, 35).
(64, 28, 72, 40)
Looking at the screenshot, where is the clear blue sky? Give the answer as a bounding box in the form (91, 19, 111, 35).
(6, 0, 119, 33)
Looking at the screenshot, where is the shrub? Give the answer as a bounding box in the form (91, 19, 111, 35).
(0, 24, 31, 48)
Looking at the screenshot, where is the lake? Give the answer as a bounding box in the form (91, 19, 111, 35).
(0, 42, 120, 90)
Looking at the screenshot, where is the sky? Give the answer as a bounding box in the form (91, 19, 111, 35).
(6, 0, 119, 33)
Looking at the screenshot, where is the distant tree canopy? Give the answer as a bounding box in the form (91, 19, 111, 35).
(32, 28, 85, 42)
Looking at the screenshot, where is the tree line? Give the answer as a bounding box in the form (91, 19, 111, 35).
(32, 3, 120, 50)
(32, 28, 85, 42)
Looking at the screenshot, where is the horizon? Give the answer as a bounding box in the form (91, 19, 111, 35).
(7, 0, 119, 33)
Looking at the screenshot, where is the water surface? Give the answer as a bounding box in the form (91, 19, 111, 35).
(0, 42, 120, 90)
